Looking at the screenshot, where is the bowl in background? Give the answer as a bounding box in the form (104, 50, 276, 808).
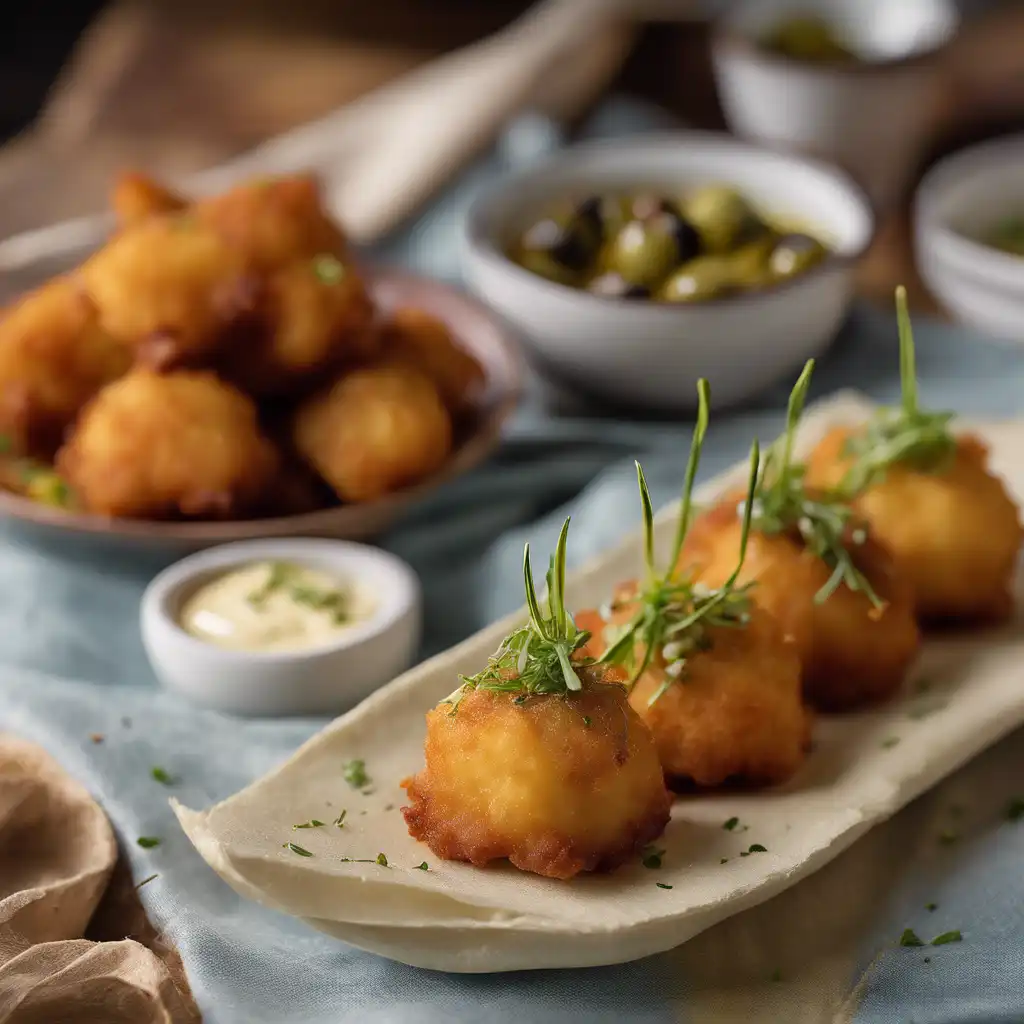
(915, 133, 1024, 344)
(711, 0, 959, 209)
(461, 131, 874, 414)
(141, 538, 422, 716)
(0, 268, 522, 559)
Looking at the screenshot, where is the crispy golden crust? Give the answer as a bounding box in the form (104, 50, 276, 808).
(0, 279, 131, 457)
(806, 427, 1023, 625)
(111, 172, 188, 227)
(79, 217, 257, 369)
(57, 370, 279, 519)
(576, 592, 809, 788)
(378, 308, 485, 414)
(401, 680, 672, 880)
(681, 497, 921, 712)
(293, 364, 452, 503)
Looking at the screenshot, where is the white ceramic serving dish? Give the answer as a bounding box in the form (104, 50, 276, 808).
(462, 132, 873, 414)
(141, 539, 422, 717)
(711, 0, 959, 209)
(915, 133, 1024, 345)
(175, 393, 1024, 973)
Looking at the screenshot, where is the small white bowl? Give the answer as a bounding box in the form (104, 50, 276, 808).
(915, 133, 1024, 345)
(140, 539, 422, 717)
(461, 131, 873, 413)
(711, 0, 959, 209)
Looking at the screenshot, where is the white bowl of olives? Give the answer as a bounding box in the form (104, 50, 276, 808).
(462, 132, 874, 413)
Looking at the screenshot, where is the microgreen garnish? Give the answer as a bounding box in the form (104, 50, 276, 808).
(137, 837, 161, 849)
(881, 737, 901, 749)
(1007, 797, 1024, 822)
(247, 562, 349, 622)
(293, 819, 325, 830)
(338, 854, 390, 866)
(750, 359, 881, 607)
(136, 874, 158, 890)
(333, 810, 347, 828)
(313, 253, 345, 284)
(840, 286, 956, 495)
(656, 882, 673, 890)
(343, 759, 370, 788)
(931, 931, 962, 946)
(900, 929, 924, 947)
(248, 562, 294, 606)
(642, 846, 665, 869)
(597, 381, 759, 702)
(582, 715, 592, 727)
(416, 862, 429, 871)
(444, 518, 592, 710)
(151, 766, 174, 785)
(283, 842, 313, 857)
(926, 903, 938, 912)
(723, 817, 740, 831)
(376, 853, 389, 867)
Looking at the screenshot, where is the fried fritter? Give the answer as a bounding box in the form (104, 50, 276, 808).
(0, 278, 130, 456)
(111, 172, 187, 227)
(379, 307, 485, 414)
(401, 677, 672, 880)
(577, 591, 808, 788)
(681, 496, 921, 711)
(57, 370, 279, 519)
(194, 174, 349, 270)
(79, 216, 257, 369)
(293, 364, 452, 503)
(806, 426, 1023, 625)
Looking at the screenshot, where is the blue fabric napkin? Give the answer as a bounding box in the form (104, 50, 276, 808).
(2, 97, 1024, 1023)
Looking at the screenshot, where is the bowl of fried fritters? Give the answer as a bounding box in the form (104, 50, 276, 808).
(0, 173, 522, 555)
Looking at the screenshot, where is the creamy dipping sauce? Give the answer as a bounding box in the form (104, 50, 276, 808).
(179, 560, 377, 653)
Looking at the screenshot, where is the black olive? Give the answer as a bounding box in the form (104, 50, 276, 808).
(652, 211, 702, 264)
(521, 218, 593, 273)
(587, 272, 650, 300)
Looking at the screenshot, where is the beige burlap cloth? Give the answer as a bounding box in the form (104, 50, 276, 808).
(0, 735, 199, 1023)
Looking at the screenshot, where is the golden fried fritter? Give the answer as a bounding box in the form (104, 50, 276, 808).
(576, 591, 808, 789)
(806, 426, 1023, 625)
(0, 278, 130, 456)
(401, 677, 672, 880)
(80, 216, 257, 369)
(379, 307, 485, 414)
(293, 364, 452, 503)
(681, 496, 921, 712)
(219, 255, 376, 396)
(111, 172, 187, 227)
(57, 370, 279, 519)
(195, 174, 348, 270)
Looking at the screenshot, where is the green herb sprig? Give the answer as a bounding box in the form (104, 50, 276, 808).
(840, 286, 956, 495)
(751, 359, 881, 607)
(596, 381, 759, 704)
(444, 518, 592, 711)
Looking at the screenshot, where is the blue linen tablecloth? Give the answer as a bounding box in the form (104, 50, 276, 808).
(2, 98, 1024, 1023)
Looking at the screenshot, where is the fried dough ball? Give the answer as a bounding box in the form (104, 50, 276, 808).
(681, 496, 920, 712)
(806, 427, 1023, 625)
(401, 676, 672, 880)
(220, 255, 376, 396)
(0, 278, 130, 456)
(576, 589, 808, 789)
(293, 364, 452, 503)
(111, 172, 187, 227)
(57, 370, 279, 519)
(194, 174, 348, 270)
(79, 217, 256, 369)
(379, 308, 485, 413)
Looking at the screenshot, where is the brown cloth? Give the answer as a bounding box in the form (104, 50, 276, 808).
(0, 735, 200, 1023)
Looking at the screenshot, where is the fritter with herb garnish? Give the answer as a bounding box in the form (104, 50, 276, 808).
(682, 360, 919, 712)
(807, 287, 1022, 625)
(577, 382, 808, 788)
(401, 519, 671, 880)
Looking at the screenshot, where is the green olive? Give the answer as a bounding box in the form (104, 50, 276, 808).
(658, 256, 739, 303)
(604, 218, 680, 288)
(684, 185, 769, 255)
(768, 233, 828, 280)
(576, 194, 631, 245)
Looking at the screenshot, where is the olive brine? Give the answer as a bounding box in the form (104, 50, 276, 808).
(509, 185, 830, 303)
